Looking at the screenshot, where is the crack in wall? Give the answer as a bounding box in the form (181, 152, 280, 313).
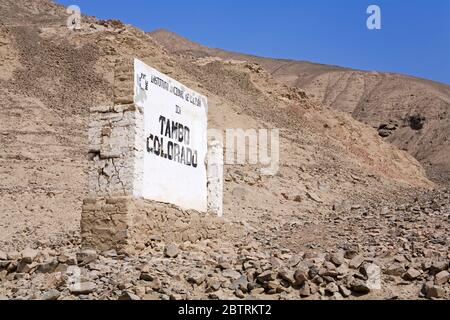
(111, 158, 127, 196)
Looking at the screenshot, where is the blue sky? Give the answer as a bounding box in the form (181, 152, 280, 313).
(56, 0, 450, 84)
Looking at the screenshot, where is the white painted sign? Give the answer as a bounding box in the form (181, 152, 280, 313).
(134, 58, 208, 212)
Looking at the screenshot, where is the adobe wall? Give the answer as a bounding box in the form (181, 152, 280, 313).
(81, 56, 225, 254)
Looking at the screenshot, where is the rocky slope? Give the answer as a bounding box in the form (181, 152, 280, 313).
(151, 29, 450, 186)
(0, 0, 448, 300)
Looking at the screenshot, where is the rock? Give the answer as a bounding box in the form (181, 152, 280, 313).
(235, 289, 245, 299)
(0, 260, 10, 270)
(186, 271, 206, 285)
(257, 270, 276, 283)
(0, 295, 7, 300)
(278, 270, 295, 285)
(339, 285, 351, 298)
(146, 278, 162, 291)
(217, 257, 232, 270)
(69, 282, 97, 295)
(140, 266, 156, 281)
(134, 286, 146, 298)
(40, 289, 61, 301)
(21, 248, 39, 264)
(294, 269, 308, 286)
(36, 260, 58, 274)
(76, 249, 98, 265)
(403, 268, 421, 281)
(306, 192, 323, 203)
(0, 251, 6, 261)
(434, 271, 450, 285)
(251, 288, 265, 295)
(325, 282, 339, 294)
(349, 255, 365, 269)
(336, 264, 349, 275)
(422, 282, 445, 299)
(362, 264, 381, 290)
(119, 291, 141, 300)
(7, 251, 21, 260)
(230, 275, 248, 291)
(270, 257, 283, 269)
(429, 261, 448, 275)
(101, 249, 118, 258)
(164, 244, 179, 258)
(266, 280, 282, 293)
(143, 293, 160, 300)
(58, 253, 77, 265)
(343, 244, 359, 260)
(308, 265, 320, 279)
(16, 261, 37, 273)
(222, 269, 242, 280)
(206, 279, 221, 293)
(385, 263, 406, 276)
(299, 282, 311, 297)
(329, 252, 345, 267)
(140, 271, 156, 281)
(351, 279, 371, 294)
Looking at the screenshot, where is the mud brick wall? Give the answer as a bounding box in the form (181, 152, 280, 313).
(81, 197, 240, 254)
(87, 56, 144, 198)
(82, 55, 225, 253)
(87, 103, 144, 198)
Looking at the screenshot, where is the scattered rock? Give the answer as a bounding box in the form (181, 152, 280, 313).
(36, 260, 58, 274)
(119, 291, 141, 300)
(186, 271, 206, 285)
(58, 253, 77, 265)
(222, 269, 242, 280)
(429, 261, 448, 275)
(16, 261, 37, 273)
(0, 251, 7, 261)
(329, 252, 345, 267)
(349, 255, 365, 269)
(164, 244, 179, 258)
(299, 282, 311, 297)
(434, 271, 450, 285)
(385, 263, 406, 276)
(339, 285, 351, 298)
(40, 289, 61, 301)
(351, 279, 371, 294)
(325, 282, 339, 295)
(422, 282, 445, 299)
(69, 282, 97, 295)
(257, 270, 276, 283)
(403, 268, 421, 281)
(306, 192, 323, 203)
(21, 248, 39, 264)
(7, 252, 21, 261)
(278, 270, 295, 285)
(294, 269, 308, 286)
(76, 249, 98, 265)
(230, 275, 248, 291)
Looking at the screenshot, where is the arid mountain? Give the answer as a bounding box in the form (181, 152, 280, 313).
(151, 29, 450, 185)
(0, 1, 448, 301)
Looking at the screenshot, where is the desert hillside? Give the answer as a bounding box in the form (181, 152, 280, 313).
(151, 29, 450, 185)
(0, 0, 448, 301)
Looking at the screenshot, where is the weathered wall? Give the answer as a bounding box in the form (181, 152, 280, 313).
(87, 103, 144, 198)
(81, 197, 238, 254)
(81, 56, 225, 253)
